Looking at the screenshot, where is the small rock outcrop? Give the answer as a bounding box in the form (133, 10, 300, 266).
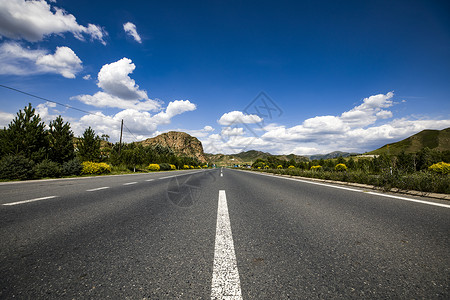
(139, 131, 207, 163)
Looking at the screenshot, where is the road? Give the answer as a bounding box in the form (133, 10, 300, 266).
(0, 168, 449, 299)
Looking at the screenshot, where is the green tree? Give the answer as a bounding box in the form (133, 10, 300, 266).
(48, 116, 74, 163)
(77, 127, 101, 162)
(1, 103, 48, 162)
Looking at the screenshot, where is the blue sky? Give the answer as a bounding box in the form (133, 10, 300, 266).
(0, 0, 449, 155)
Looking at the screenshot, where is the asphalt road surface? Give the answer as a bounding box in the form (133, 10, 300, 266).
(1, 168, 449, 299)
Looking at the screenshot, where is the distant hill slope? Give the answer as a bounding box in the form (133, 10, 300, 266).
(138, 131, 207, 162)
(308, 151, 359, 161)
(367, 127, 450, 155)
(205, 150, 308, 166)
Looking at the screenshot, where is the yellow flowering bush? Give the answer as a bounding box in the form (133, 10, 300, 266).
(148, 164, 160, 171)
(288, 165, 295, 169)
(335, 163, 348, 172)
(277, 165, 283, 169)
(170, 164, 176, 170)
(183, 165, 190, 169)
(190, 165, 195, 169)
(81, 161, 111, 175)
(202, 165, 208, 168)
(310, 165, 322, 171)
(428, 162, 450, 174)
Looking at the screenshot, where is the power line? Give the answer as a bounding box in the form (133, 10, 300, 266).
(0, 84, 140, 141)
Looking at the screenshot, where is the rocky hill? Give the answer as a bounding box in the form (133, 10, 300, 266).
(367, 127, 450, 155)
(138, 131, 207, 162)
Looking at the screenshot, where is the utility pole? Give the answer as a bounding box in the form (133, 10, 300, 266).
(119, 119, 123, 155)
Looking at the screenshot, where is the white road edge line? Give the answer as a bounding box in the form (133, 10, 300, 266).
(243, 170, 450, 209)
(211, 190, 242, 299)
(366, 192, 450, 208)
(86, 187, 110, 192)
(123, 182, 138, 185)
(3, 196, 58, 206)
(145, 179, 155, 182)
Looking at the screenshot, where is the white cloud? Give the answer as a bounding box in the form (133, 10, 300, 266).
(74, 91, 159, 111)
(203, 125, 214, 132)
(0, 0, 107, 44)
(35, 46, 82, 78)
(0, 42, 82, 78)
(221, 127, 244, 136)
(97, 58, 147, 100)
(123, 22, 142, 43)
(151, 100, 197, 124)
(83, 74, 91, 80)
(73, 57, 161, 111)
(0, 111, 14, 128)
(218, 111, 263, 125)
(340, 92, 394, 127)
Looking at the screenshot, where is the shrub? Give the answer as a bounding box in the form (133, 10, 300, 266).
(190, 165, 194, 169)
(61, 158, 82, 176)
(288, 165, 295, 169)
(148, 163, 160, 171)
(170, 164, 177, 170)
(310, 165, 322, 171)
(159, 163, 171, 171)
(335, 163, 348, 172)
(202, 165, 208, 168)
(428, 162, 450, 175)
(0, 155, 34, 180)
(82, 161, 111, 175)
(277, 165, 283, 169)
(183, 164, 190, 169)
(34, 159, 62, 178)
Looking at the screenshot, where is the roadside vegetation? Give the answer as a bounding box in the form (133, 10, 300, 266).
(0, 104, 205, 181)
(249, 151, 450, 194)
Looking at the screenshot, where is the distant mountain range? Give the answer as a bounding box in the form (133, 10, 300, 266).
(367, 127, 450, 155)
(205, 150, 309, 166)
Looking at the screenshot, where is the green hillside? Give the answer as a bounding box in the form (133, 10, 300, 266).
(367, 127, 450, 155)
(205, 150, 308, 166)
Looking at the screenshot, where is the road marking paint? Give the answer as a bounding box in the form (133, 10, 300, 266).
(123, 182, 138, 185)
(211, 190, 242, 299)
(145, 179, 155, 182)
(220, 173, 223, 177)
(366, 192, 450, 208)
(159, 176, 175, 179)
(240, 170, 450, 208)
(86, 186, 109, 192)
(3, 196, 58, 206)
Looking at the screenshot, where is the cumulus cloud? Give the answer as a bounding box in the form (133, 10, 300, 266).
(218, 111, 263, 125)
(83, 74, 91, 80)
(123, 22, 142, 43)
(0, 0, 107, 44)
(340, 92, 394, 127)
(0, 42, 82, 78)
(151, 100, 197, 124)
(221, 127, 245, 136)
(73, 57, 161, 111)
(0, 111, 15, 128)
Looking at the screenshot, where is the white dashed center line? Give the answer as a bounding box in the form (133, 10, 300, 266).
(86, 186, 109, 192)
(211, 190, 242, 299)
(3, 196, 58, 206)
(123, 182, 138, 185)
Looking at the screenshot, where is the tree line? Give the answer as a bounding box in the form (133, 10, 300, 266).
(0, 104, 201, 180)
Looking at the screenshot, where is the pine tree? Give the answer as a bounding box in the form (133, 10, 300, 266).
(77, 127, 101, 162)
(1, 103, 48, 162)
(48, 116, 75, 163)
